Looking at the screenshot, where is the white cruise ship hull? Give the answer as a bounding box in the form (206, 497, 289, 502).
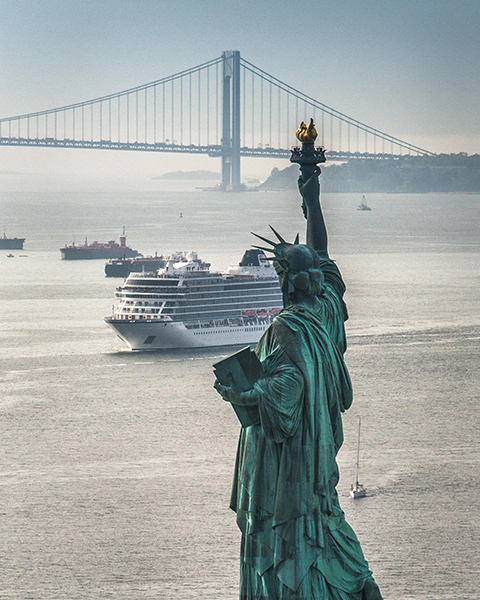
(105, 318, 270, 350)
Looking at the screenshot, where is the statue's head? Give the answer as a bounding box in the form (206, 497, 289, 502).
(252, 228, 325, 305)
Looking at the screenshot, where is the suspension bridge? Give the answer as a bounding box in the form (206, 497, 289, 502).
(0, 51, 434, 190)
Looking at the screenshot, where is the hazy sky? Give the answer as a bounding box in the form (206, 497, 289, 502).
(1, 0, 479, 186)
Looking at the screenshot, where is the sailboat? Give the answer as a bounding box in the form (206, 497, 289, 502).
(357, 195, 371, 211)
(350, 416, 367, 498)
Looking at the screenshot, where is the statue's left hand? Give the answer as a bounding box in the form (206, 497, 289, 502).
(214, 380, 259, 406)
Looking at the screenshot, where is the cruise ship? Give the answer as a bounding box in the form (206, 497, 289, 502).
(104, 249, 283, 350)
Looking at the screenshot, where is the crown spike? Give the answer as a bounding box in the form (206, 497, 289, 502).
(252, 244, 276, 254)
(294, 233, 300, 244)
(251, 232, 277, 246)
(269, 225, 287, 244)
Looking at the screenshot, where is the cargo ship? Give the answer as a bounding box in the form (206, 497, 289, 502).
(0, 233, 26, 250)
(105, 254, 166, 277)
(104, 249, 282, 350)
(61, 230, 139, 260)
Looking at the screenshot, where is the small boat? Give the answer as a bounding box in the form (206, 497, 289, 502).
(357, 196, 371, 211)
(350, 416, 367, 498)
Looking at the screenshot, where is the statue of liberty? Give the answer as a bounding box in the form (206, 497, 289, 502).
(214, 120, 383, 600)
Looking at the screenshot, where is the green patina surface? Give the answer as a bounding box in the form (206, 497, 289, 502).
(214, 133, 383, 599)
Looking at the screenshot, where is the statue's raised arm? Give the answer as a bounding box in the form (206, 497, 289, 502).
(291, 118, 328, 257)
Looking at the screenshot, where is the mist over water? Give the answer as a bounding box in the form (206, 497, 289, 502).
(0, 187, 479, 599)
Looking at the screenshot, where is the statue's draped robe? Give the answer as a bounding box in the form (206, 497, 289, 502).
(230, 259, 379, 599)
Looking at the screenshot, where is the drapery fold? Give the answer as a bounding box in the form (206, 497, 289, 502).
(229, 258, 382, 599)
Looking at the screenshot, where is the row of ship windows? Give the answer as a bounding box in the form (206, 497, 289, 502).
(121, 283, 279, 293)
(120, 300, 278, 310)
(120, 296, 279, 306)
(118, 291, 279, 301)
(121, 308, 161, 313)
(193, 326, 265, 335)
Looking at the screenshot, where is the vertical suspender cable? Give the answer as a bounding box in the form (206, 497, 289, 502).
(269, 80, 272, 148)
(162, 83, 165, 142)
(330, 114, 333, 151)
(260, 75, 263, 148)
(251, 70, 254, 148)
(189, 73, 192, 144)
(286, 93, 289, 149)
(198, 70, 201, 146)
(180, 76, 183, 145)
(206, 67, 209, 147)
(118, 96, 121, 143)
(216, 63, 219, 145)
(136, 91, 139, 143)
(145, 88, 148, 144)
(242, 64, 246, 147)
(278, 86, 281, 150)
(171, 79, 174, 144)
(127, 95, 130, 143)
(154, 85, 157, 143)
(295, 95, 298, 131)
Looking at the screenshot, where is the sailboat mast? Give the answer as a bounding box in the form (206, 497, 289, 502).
(355, 416, 361, 483)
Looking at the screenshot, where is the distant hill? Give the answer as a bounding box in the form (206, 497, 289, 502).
(259, 154, 480, 193)
(154, 170, 221, 180)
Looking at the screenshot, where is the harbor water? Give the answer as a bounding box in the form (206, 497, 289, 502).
(0, 183, 479, 599)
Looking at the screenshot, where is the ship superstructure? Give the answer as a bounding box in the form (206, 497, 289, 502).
(0, 234, 25, 250)
(105, 254, 166, 277)
(104, 249, 282, 350)
(61, 230, 139, 260)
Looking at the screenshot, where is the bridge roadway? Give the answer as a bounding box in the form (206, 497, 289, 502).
(0, 136, 411, 161)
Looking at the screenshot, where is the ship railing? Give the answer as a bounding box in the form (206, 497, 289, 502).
(184, 314, 276, 330)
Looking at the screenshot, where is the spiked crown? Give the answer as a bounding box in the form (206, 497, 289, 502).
(252, 227, 325, 301)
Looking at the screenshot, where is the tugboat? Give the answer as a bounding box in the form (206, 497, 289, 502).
(357, 196, 371, 211)
(60, 228, 139, 260)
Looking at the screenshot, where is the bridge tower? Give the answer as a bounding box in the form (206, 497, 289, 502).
(221, 51, 241, 191)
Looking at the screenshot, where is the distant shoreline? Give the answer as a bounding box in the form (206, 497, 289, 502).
(153, 170, 221, 181)
(259, 154, 480, 193)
